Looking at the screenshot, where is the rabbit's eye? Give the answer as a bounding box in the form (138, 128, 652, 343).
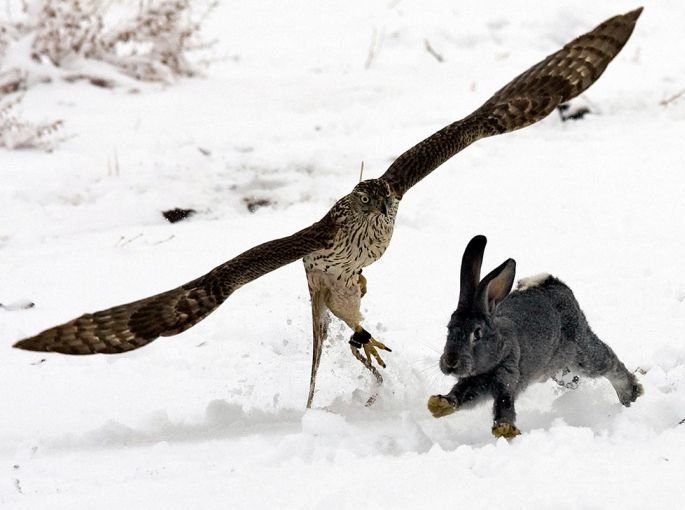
(473, 328, 482, 341)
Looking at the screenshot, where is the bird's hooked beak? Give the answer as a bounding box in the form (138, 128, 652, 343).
(380, 201, 388, 216)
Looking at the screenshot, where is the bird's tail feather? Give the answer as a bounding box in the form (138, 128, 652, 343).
(306, 286, 329, 408)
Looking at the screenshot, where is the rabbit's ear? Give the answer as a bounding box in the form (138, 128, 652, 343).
(457, 235, 487, 311)
(476, 258, 516, 314)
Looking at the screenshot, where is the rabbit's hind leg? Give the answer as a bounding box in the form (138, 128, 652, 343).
(575, 332, 643, 407)
(605, 360, 643, 407)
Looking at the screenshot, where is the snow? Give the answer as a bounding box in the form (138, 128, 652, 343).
(2, 0, 685, 508)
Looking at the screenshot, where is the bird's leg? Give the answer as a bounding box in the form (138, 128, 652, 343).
(349, 342, 383, 387)
(357, 272, 367, 298)
(349, 326, 392, 370)
(350, 332, 389, 405)
(323, 274, 390, 397)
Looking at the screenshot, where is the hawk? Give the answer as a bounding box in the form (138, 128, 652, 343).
(13, 8, 642, 407)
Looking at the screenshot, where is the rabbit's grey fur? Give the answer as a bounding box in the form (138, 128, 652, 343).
(428, 235, 643, 438)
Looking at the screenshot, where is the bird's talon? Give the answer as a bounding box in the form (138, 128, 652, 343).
(350, 345, 383, 385)
(350, 330, 391, 370)
(363, 341, 387, 369)
(371, 339, 391, 352)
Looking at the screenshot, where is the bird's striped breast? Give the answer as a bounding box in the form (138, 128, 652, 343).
(303, 197, 399, 285)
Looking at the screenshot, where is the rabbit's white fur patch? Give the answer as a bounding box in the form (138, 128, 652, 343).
(516, 273, 551, 291)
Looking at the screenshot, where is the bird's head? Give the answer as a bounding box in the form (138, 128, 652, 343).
(350, 179, 393, 217)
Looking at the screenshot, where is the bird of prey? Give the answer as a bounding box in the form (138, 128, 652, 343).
(13, 8, 642, 408)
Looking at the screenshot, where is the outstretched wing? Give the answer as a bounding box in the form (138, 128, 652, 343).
(380, 8, 642, 198)
(13, 214, 337, 355)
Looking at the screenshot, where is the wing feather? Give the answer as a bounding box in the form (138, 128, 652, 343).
(380, 8, 642, 198)
(13, 214, 337, 354)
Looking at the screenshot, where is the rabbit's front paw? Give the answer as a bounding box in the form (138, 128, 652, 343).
(492, 422, 521, 439)
(427, 395, 457, 418)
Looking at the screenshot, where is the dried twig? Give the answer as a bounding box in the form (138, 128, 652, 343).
(660, 89, 685, 107)
(13, 465, 22, 495)
(364, 27, 384, 70)
(63, 74, 115, 88)
(115, 233, 144, 247)
(424, 39, 444, 63)
(0, 68, 27, 94)
(0, 300, 36, 311)
(152, 234, 176, 245)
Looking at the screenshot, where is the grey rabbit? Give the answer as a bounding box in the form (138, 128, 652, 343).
(427, 235, 643, 438)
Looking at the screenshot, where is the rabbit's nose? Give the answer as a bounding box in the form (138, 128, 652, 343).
(440, 353, 460, 374)
(443, 353, 459, 367)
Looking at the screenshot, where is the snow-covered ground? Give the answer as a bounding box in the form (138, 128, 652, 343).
(2, 1, 685, 508)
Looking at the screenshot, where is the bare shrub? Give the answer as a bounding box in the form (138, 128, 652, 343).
(27, 0, 104, 66)
(0, 94, 63, 151)
(1, 0, 217, 86)
(99, 0, 216, 82)
(0, 0, 216, 150)
(0, 68, 27, 94)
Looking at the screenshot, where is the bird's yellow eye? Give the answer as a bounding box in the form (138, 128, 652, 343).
(360, 195, 370, 204)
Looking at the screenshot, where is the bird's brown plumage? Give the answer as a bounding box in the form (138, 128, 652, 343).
(13, 8, 642, 405)
(13, 214, 337, 354)
(380, 7, 642, 198)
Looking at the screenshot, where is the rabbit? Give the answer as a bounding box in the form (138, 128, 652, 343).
(427, 235, 643, 439)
